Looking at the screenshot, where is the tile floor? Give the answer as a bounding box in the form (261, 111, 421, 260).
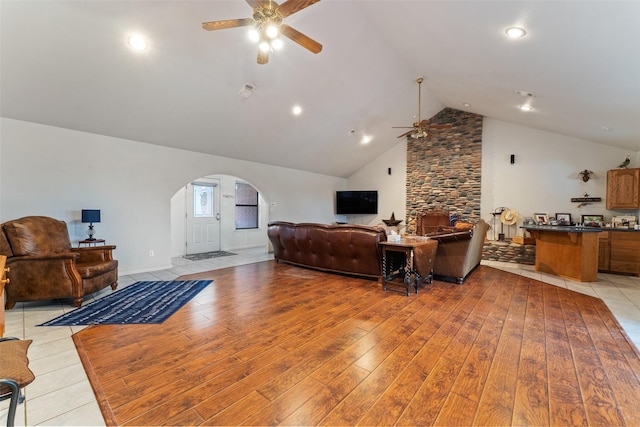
(2, 251, 640, 426)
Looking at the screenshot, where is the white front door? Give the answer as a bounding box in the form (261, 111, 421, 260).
(186, 180, 220, 254)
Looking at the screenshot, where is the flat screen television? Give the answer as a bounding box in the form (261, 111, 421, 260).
(336, 190, 378, 215)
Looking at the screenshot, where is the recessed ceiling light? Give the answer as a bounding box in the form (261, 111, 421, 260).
(463, 102, 471, 107)
(361, 135, 372, 144)
(519, 104, 533, 112)
(600, 125, 612, 131)
(127, 34, 148, 51)
(505, 27, 527, 38)
(292, 105, 302, 115)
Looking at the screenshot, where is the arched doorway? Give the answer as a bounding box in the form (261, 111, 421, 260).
(170, 174, 269, 257)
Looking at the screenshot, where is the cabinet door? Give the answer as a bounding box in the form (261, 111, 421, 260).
(598, 233, 610, 272)
(610, 232, 640, 275)
(607, 168, 640, 209)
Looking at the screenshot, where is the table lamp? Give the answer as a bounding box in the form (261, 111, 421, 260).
(81, 209, 101, 241)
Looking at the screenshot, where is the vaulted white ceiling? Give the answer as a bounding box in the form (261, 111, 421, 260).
(2, 1, 639, 177)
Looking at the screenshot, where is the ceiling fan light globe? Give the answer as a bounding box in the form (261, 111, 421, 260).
(248, 28, 260, 42)
(259, 41, 270, 52)
(265, 24, 279, 39)
(271, 38, 283, 50)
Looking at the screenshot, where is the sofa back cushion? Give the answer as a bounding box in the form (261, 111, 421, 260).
(0, 230, 13, 257)
(3, 216, 72, 256)
(267, 221, 386, 277)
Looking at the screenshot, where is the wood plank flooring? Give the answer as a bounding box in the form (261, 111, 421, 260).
(72, 261, 640, 426)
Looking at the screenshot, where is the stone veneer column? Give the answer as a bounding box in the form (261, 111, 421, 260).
(406, 108, 483, 234)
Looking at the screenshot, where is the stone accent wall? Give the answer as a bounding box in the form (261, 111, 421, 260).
(406, 108, 483, 234)
(482, 241, 536, 265)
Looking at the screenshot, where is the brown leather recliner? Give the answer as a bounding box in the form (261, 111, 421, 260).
(0, 216, 118, 308)
(416, 209, 452, 235)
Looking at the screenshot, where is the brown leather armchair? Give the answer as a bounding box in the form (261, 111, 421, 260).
(416, 209, 452, 235)
(0, 216, 118, 309)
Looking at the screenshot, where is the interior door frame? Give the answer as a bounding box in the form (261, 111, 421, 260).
(185, 179, 221, 255)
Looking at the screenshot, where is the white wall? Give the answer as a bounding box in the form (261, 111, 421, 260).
(3, 116, 639, 274)
(347, 117, 639, 238)
(343, 140, 407, 230)
(482, 118, 638, 238)
(0, 118, 346, 274)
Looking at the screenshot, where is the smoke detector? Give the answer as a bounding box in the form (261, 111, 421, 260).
(239, 83, 255, 99)
(514, 90, 535, 98)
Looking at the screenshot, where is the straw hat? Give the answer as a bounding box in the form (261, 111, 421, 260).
(500, 209, 519, 226)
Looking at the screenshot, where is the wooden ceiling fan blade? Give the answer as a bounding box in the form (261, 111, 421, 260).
(245, 0, 261, 8)
(278, 0, 320, 18)
(397, 129, 414, 139)
(257, 49, 269, 64)
(202, 18, 254, 31)
(392, 126, 414, 129)
(280, 24, 322, 53)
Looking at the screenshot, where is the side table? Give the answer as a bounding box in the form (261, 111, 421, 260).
(78, 239, 106, 247)
(379, 237, 438, 296)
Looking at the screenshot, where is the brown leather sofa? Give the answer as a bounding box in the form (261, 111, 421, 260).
(423, 219, 489, 284)
(0, 216, 118, 308)
(267, 221, 387, 279)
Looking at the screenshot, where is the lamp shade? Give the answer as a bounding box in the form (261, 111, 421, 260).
(81, 209, 101, 223)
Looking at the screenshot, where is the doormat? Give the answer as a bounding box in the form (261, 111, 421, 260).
(183, 251, 237, 261)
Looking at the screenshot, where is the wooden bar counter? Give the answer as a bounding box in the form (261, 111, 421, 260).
(523, 225, 602, 282)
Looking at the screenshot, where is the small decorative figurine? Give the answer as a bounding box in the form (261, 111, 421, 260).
(578, 169, 594, 182)
(618, 155, 630, 169)
(382, 212, 402, 226)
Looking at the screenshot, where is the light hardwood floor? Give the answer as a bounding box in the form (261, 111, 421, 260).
(71, 261, 640, 426)
(3, 248, 640, 426)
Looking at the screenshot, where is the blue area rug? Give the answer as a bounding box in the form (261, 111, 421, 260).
(38, 280, 212, 326)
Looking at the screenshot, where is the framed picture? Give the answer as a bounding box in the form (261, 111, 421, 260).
(612, 215, 637, 228)
(555, 213, 572, 226)
(581, 214, 603, 227)
(534, 213, 549, 225)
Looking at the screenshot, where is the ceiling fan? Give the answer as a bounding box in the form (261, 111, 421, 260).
(393, 77, 451, 139)
(202, 0, 322, 64)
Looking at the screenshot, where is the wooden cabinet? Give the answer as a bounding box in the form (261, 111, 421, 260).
(606, 168, 640, 209)
(610, 231, 640, 275)
(598, 231, 640, 275)
(598, 231, 610, 271)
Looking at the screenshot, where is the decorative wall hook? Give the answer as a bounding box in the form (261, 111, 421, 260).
(578, 169, 594, 182)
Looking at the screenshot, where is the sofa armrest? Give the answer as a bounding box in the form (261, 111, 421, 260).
(427, 230, 473, 243)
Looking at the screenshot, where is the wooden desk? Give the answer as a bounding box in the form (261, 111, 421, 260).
(379, 237, 438, 296)
(523, 225, 602, 282)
